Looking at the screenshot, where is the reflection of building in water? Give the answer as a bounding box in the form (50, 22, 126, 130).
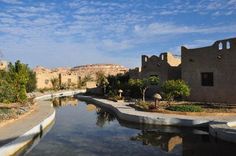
(130, 131, 182, 153)
(166, 136, 182, 152)
(131, 130, 236, 156)
(86, 104, 97, 112)
(52, 97, 78, 107)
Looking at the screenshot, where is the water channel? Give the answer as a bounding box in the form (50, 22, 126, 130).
(21, 97, 236, 156)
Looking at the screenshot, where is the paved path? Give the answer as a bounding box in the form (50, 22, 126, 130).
(0, 100, 54, 147)
(77, 96, 236, 127)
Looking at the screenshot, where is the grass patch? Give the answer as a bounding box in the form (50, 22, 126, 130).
(167, 105, 203, 112)
(0, 108, 11, 114)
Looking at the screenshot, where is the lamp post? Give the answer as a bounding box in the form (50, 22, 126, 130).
(153, 93, 162, 109)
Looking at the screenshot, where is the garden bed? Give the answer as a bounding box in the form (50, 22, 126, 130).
(0, 101, 35, 125)
(130, 100, 236, 116)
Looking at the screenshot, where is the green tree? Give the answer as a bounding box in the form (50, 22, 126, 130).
(26, 70, 37, 92)
(128, 76, 159, 101)
(7, 60, 29, 103)
(0, 60, 36, 103)
(162, 80, 190, 103)
(96, 71, 107, 86)
(96, 71, 109, 94)
(0, 79, 16, 103)
(51, 78, 60, 90)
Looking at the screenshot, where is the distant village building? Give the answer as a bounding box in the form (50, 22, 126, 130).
(71, 64, 128, 80)
(33, 66, 59, 89)
(129, 52, 181, 83)
(0, 60, 8, 70)
(34, 64, 128, 89)
(182, 37, 236, 104)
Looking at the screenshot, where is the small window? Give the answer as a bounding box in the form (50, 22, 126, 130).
(161, 55, 164, 60)
(68, 78, 71, 83)
(218, 42, 223, 50)
(189, 59, 194, 62)
(45, 79, 49, 85)
(144, 57, 148, 62)
(201, 72, 214, 86)
(226, 41, 231, 49)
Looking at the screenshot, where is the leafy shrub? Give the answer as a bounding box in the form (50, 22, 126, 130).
(162, 80, 190, 102)
(135, 100, 152, 110)
(167, 105, 203, 112)
(0, 80, 16, 103)
(107, 90, 123, 102)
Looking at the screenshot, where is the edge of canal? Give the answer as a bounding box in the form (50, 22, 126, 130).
(0, 90, 86, 156)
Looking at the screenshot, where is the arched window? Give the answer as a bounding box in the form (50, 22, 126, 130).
(226, 41, 231, 49)
(218, 42, 223, 50)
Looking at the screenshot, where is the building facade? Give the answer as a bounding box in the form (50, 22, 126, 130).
(34, 64, 128, 89)
(182, 37, 236, 104)
(129, 52, 181, 83)
(141, 53, 181, 83)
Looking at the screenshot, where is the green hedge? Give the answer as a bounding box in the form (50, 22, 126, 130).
(167, 105, 203, 112)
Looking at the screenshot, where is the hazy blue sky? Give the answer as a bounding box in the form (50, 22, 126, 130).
(0, 0, 236, 68)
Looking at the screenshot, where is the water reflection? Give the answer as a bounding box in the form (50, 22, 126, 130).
(23, 97, 236, 156)
(130, 130, 182, 152)
(96, 108, 115, 128)
(52, 97, 78, 107)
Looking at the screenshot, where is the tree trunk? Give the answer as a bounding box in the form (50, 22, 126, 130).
(142, 88, 147, 102)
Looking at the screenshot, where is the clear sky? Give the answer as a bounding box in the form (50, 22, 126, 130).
(0, 0, 236, 68)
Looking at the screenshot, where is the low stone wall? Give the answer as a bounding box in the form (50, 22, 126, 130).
(76, 95, 211, 127)
(0, 109, 55, 156)
(34, 89, 86, 101)
(77, 95, 236, 143)
(209, 121, 236, 143)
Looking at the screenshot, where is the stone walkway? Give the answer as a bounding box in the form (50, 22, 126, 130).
(77, 96, 236, 127)
(0, 100, 54, 147)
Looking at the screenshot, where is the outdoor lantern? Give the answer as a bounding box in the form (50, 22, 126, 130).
(153, 93, 162, 108)
(118, 89, 123, 97)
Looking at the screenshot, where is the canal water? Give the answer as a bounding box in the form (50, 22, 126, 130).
(23, 97, 236, 156)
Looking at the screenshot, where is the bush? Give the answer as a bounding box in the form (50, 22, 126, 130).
(26, 70, 36, 92)
(107, 90, 123, 102)
(167, 105, 203, 112)
(135, 100, 152, 110)
(0, 80, 16, 103)
(162, 80, 190, 102)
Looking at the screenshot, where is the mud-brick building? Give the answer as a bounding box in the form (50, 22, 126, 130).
(140, 52, 181, 83)
(182, 38, 236, 104)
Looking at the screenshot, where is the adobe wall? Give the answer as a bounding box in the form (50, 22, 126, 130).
(34, 64, 128, 89)
(141, 52, 181, 83)
(182, 38, 236, 104)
